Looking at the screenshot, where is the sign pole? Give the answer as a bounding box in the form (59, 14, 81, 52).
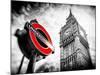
(26, 50, 37, 73)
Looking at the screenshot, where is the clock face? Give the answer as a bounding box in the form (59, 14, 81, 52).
(64, 28, 71, 36)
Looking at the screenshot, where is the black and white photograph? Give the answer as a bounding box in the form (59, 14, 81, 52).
(11, 0, 96, 74)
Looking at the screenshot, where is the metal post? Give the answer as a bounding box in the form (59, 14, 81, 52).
(17, 55, 25, 74)
(26, 51, 37, 73)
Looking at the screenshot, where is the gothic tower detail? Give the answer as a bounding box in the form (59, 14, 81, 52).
(60, 9, 93, 71)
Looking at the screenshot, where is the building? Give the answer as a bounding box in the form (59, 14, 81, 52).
(60, 9, 93, 71)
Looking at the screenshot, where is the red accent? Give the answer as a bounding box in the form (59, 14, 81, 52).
(29, 23, 53, 56)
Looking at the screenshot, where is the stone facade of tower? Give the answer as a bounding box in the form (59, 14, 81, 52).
(60, 10, 93, 71)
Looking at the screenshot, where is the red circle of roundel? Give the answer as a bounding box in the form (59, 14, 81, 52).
(29, 23, 53, 56)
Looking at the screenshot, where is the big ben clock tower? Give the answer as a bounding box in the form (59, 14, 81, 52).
(60, 9, 93, 71)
